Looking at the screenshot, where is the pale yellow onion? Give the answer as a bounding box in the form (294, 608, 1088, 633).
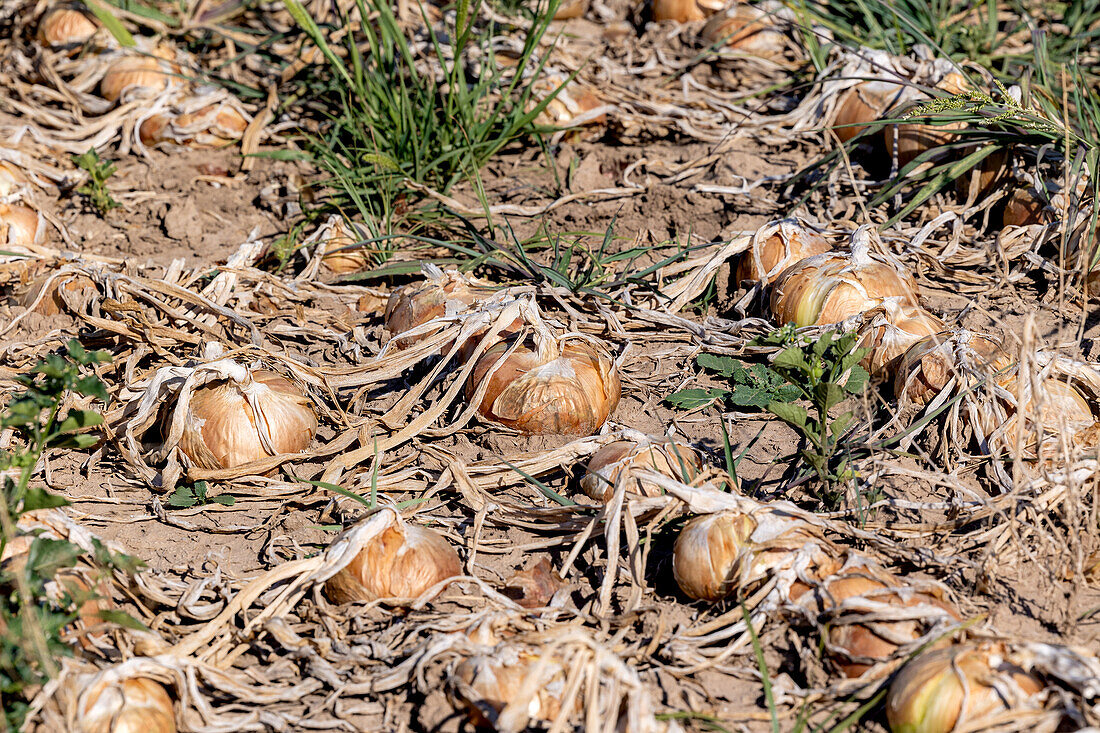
(700, 4, 787, 57)
(453, 647, 566, 727)
(100, 51, 178, 103)
(37, 7, 98, 48)
(384, 267, 501, 348)
(673, 511, 756, 601)
(770, 231, 919, 327)
(990, 374, 1095, 458)
(652, 0, 727, 23)
(324, 510, 461, 604)
(77, 674, 176, 733)
(858, 298, 945, 378)
(0, 204, 46, 247)
(318, 218, 371, 274)
(466, 335, 621, 436)
(793, 569, 958, 678)
(579, 436, 703, 501)
(885, 72, 970, 166)
(735, 218, 831, 285)
(893, 330, 1012, 406)
(174, 370, 317, 470)
(887, 643, 1043, 733)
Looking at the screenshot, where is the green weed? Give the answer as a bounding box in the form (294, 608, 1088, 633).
(72, 149, 121, 217)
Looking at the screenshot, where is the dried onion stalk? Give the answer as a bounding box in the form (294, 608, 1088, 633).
(580, 433, 703, 501)
(467, 331, 621, 436)
(735, 218, 831, 286)
(894, 330, 1011, 406)
(770, 227, 919, 327)
(322, 507, 461, 604)
(384, 265, 502, 348)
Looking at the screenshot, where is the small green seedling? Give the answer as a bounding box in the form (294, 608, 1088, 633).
(72, 148, 120, 216)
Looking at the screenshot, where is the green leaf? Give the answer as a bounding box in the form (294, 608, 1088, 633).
(665, 388, 728, 410)
(50, 433, 101, 450)
(816, 383, 847, 411)
(772, 347, 809, 371)
(843, 365, 870, 394)
(74, 376, 110, 402)
(25, 539, 82, 581)
(211, 495, 236, 506)
(167, 486, 197, 508)
(95, 609, 150, 631)
(23, 487, 70, 512)
(767, 401, 808, 428)
(83, 0, 135, 47)
(696, 353, 746, 379)
(55, 410, 104, 434)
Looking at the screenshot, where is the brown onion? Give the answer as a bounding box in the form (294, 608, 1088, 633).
(19, 272, 96, 316)
(174, 370, 317, 470)
(990, 373, 1096, 458)
(833, 79, 907, 143)
(100, 51, 177, 103)
(858, 298, 945, 378)
(770, 229, 919, 327)
(735, 218, 831, 285)
(887, 643, 1043, 733)
(77, 674, 176, 733)
(652, 0, 727, 23)
(384, 267, 500, 348)
(885, 72, 969, 166)
(324, 508, 461, 604)
(700, 4, 786, 56)
(140, 102, 249, 149)
(453, 648, 566, 727)
(553, 0, 588, 19)
(37, 7, 98, 48)
(466, 335, 620, 436)
(1002, 186, 1048, 227)
(580, 435, 703, 501)
(894, 330, 1012, 406)
(0, 204, 46, 247)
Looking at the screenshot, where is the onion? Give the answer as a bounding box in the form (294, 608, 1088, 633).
(652, 0, 727, 23)
(316, 218, 371, 274)
(324, 508, 461, 604)
(37, 7, 98, 48)
(770, 228, 919, 327)
(580, 435, 703, 501)
(553, 0, 588, 20)
(0, 161, 27, 199)
(536, 79, 606, 129)
(467, 334, 620, 436)
(833, 79, 907, 143)
(989, 373, 1096, 459)
(894, 330, 1012, 406)
(735, 218, 831, 285)
(100, 50, 178, 103)
(887, 643, 1043, 733)
(0, 204, 46, 247)
(793, 568, 958, 678)
(885, 72, 969, 166)
(954, 147, 1009, 203)
(1002, 186, 1048, 227)
(453, 647, 566, 727)
(140, 101, 249, 149)
(858, 298, 945, 378)
(19, 272, 96, 315)
(77, 673, 176, 733)
(174, 369, 317, 471)
(385, 267, 500, 348)
(700, 4, 786, 56)
(673, 511, 833, 602)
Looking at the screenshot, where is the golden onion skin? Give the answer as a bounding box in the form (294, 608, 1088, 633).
(78, 676, 176, 733)
(453, 650, 566, 727)
(19, 273, 96, 316)
(700, 5, 786, 57)
(735, 219, 831, 285)
(324, 522, 461, 603)
(893, 331, 1012, 406)
(887, 644, 1043, 733)
(992, 375, 1095, 456)
(770, 246, 919, 327)
(580, 438, 703, 502)
(384, 271, 497, 347)
(467, 339, 620, 436)
(652, 0, 726, 23)
(860, 301, 945, 378)
(673, 512, 756, 601)
(0, 204, 46, 247)
(1002, 186, 1047, 227)
(886, 73, 969, 166)
(176, 371, 317, 470)
(100, 53, 176, 103)
(833, 80, 906, 143)
(141, 104, 249, 149)
(37, 7, 98, 48)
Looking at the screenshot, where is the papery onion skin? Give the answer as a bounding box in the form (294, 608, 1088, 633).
(770, 247, 919, 327)
(37, 7, 98, 48)
(78, 676, 176, 733)
(453, 650, 566, 726)
(886, 73, 969, 166)
(467, 339, 621, 436)
(0, 161, 27, 198)
(19, 273, 96, 316)
(652, 0, 726, 23)
(893, 331, 1012, 406)
(0, 204, 46, 247)
(992, 375, 1095, 456)
(700, 5, 786, 56)
(553, 0, 588, 20)
(324, 522, 461, 603)
(673, 512, 756, 601)
(860, 301, 945, 378)
(833, 80, 906, 143)
(141, 104, 249, 149)
(100, 53, 176, 103)
(887, 645, 1043, 733)
(580, 438, 703, 501)
(384, 270, 498, 347)
(175, 371, 317, 470)
(735, 220, 831, 285)
(1002, 187, 1047, 227)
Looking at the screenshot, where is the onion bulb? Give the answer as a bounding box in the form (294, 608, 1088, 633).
(652, 0, 727, 23)
(887, 643, 1043, 733)
(324, 508, 461, 604)
(553, 0, 587, 20)
(100, 50, 178, 103)
(954, 147, 1009, 203)
(77, 673, 176, 733)
(467, 334, 620, 436)
(0, 161, 28, 199)
(770, 229, 919, 327)
(673, 511, 832, 602)
(833, 79, 907, 143)
(0, 204, 46, 247)
(736, 219, 831, 285)
(580, 435, 703, 501)
(793, 569, 958, 678)
(140, 101, 249, 149)
(536, 78, 606, 129)
(858, 298, 945, 378)
(37, 7, 98, 48)
(315, 217, 371, 274)
(453, 647, 566, 727)
(19, 272, 96, 316)
(989, 373, 1096, 458)
(174, 370, 317, 471)
(1002, 186, 1048, 227)
(385, 267, 500, 348)
(885, 72, 969, 166)
(700, 4, 786, 57)
(894, 330, 1012, 406)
